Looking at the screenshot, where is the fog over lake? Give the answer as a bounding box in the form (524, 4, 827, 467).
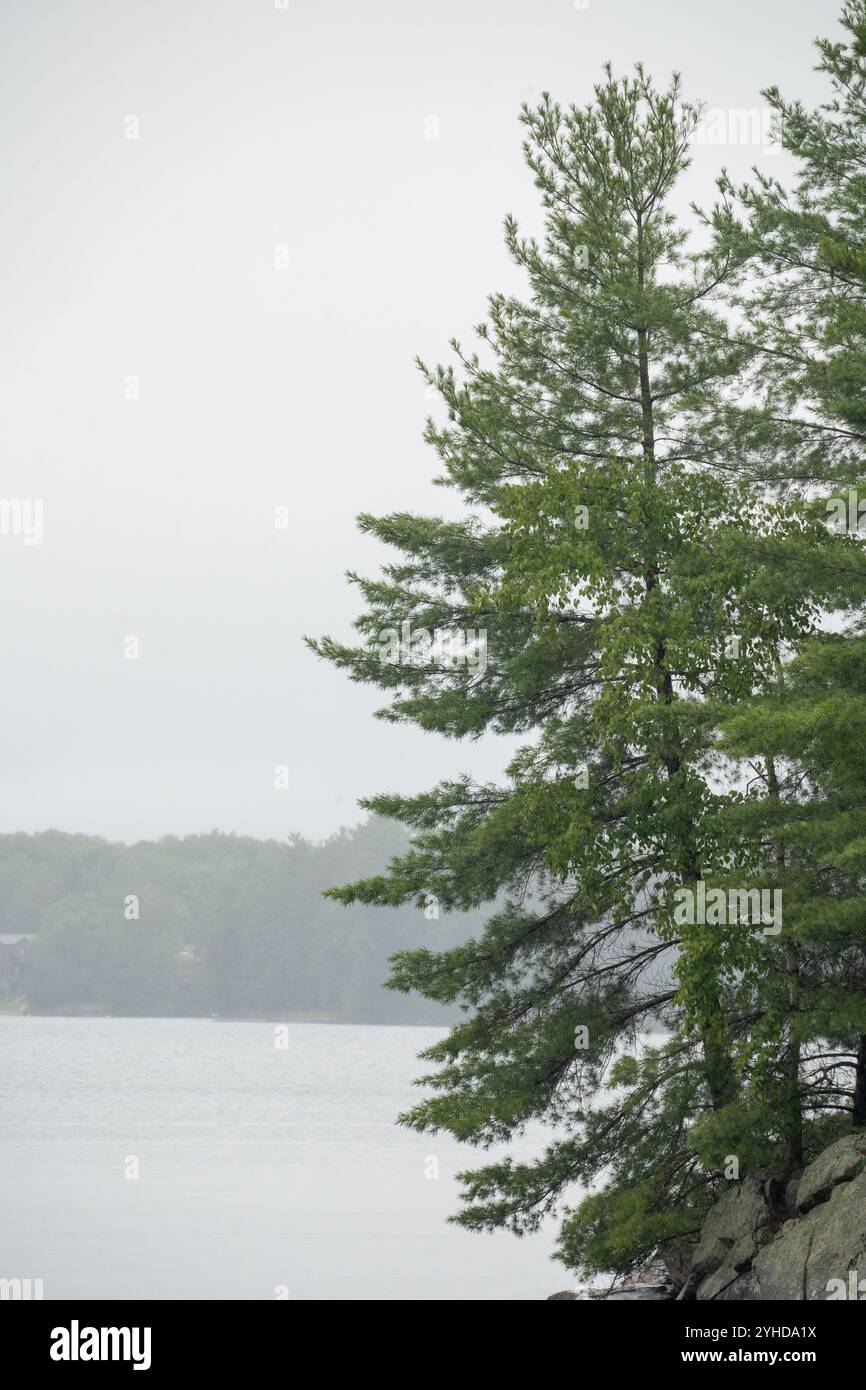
(0, 1017, 561, 1301)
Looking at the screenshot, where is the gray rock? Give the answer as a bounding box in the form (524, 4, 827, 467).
(694, 1133, 866, 1300)
(713, 1268, 761, 1300)
(692, 1177, 770, 1280)
(802, 1170, 866, 1299)
(696, 1264, 743, 1301)
(784, 1172, 802, 1213)
(600, 1286, 672, 1300)
(752, 1208, 816, 1299)
(796, 1133, 866, 1213)
(659, 1235, 698, 1290)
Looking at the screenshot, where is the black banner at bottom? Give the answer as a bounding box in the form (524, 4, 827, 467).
(4, 1297, 857, 1376)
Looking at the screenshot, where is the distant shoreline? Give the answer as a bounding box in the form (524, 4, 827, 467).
(0, 1004, 443, 1027)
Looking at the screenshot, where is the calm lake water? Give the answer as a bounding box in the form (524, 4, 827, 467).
(0, 1017, 563, 1300)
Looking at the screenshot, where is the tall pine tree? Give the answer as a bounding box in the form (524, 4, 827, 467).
(310, 67, 823, 1277)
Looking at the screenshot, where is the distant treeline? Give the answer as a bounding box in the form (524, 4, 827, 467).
(0, 821, 476, 1022)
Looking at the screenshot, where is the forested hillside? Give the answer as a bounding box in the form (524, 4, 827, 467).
(0, 819, 472, 1021)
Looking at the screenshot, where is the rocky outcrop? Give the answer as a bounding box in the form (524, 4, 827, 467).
(553, 1261, 676, 1301)
(548, 1133, 866, 1301)
(692, 1176, 774, 1295)
(693, 1134, 866, 1300)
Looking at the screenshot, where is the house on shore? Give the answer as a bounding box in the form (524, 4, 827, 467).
(0, 934, 35, 998)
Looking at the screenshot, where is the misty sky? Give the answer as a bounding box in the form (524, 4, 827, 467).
(1, 0, 832, 842)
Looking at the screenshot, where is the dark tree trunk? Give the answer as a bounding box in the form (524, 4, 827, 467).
(852, 1034, 866, 1128)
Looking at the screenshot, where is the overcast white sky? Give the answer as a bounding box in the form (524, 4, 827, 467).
(0, 0, 833, 842)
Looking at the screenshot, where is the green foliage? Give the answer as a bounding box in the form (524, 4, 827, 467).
(558, 1184, 703, 1281)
